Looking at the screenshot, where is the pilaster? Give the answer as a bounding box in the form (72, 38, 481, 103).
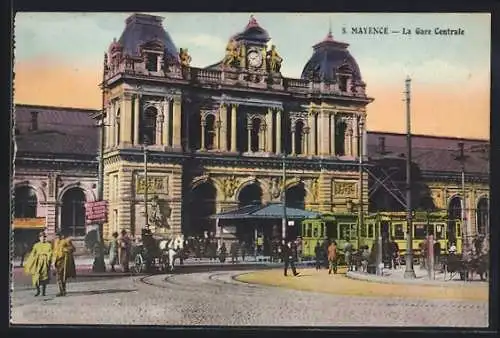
(330, 113, 336, 155)
(133, 95, 140, 145)
(318, 172, 333, 213)
(353, 116, 359, 157)
(275, 109, 282, 154)
(219, 104, 228, 151)
(169, 169, 183, 234)
(162, 98, 171, 147)
(319, 112, 330, 155)
(120, 94, 133, 145)
(172, 96, 182, 149)
(230, 104, 238, 152)
(309, 111, 317, 155)
(117, 168, 133, 232)
(266, 108, 273, 152)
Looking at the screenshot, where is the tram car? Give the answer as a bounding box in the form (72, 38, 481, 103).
(301, 211, 463, 263)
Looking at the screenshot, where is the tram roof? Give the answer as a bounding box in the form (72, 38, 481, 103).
(210, 203, 321, 220)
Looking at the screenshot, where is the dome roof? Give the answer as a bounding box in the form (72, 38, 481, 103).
(233, 15, 270, 43)
(301, 31, 362, 82)
(117, 13, 178, 59)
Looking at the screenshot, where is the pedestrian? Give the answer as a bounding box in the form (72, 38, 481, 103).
(390, 237, 400, 269)
(344, 241, 353, 271)
(52, 232, 76, 297)
(314, 242, 322, 271)
(433, 240, 441, 269)
(230, 241, 239, 264)
(118, 229, 131, 273)
(327, 240, 338, 275)
(296, 237, 303, 263)
(361, 245, 370, 273)
(240, 241, 246, 262)
(108, 232, 119, 272)
(24, 231, 52, 297)
(283, 241, 299, 277)
(219, 242, 227, 263)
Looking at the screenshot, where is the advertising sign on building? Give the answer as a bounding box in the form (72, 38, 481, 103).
(85, 200, 108, 225)
(12, 217, 46, 230)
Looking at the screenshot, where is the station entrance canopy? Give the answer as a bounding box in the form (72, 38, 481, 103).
(210, 203, 321, 221)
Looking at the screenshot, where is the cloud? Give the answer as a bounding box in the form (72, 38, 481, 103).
(176, 34, 227, 52)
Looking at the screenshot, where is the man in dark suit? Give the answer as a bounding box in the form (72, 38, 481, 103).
(283, 241, 299, 277)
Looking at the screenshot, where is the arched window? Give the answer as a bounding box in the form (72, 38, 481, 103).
(335, 120, 346, 156)
(448, 196, 462, 220)
(204, 114, 216, 150)
(250, 118, 261, 152)
(295, 120, 305, 155)
(61, 188, 86, 237)
(141, 106, 157, 145)
(115, 109, 121, 145)
(187, 182, 217, 236)
(238, 183, 263, 207)
(14, 186, 37, 218)
(477, 197, 489, 235)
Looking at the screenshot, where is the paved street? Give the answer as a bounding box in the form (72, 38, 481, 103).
(11, 269, 488, 327)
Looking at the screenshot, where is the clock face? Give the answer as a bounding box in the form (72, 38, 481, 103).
(247, 51, 263, 68)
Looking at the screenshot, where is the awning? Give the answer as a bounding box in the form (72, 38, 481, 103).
(210, 203, 321, 221)
(12, 217, 46, 230)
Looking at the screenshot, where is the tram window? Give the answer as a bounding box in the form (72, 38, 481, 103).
(393, 223, 405, 240)
(426, 224, 434, 236)
(367, 224, 374, 238)
(360, 223, 367, 237)
(339, 224, 350, 240)
(320, 223, 325, 237)
(350, 224, 357, 238)
(306, 225, 312, 238)
(312, 227, 319, 238)
(435, 224, 445, 240)
(456, 223, 462, 237)
(414, 224, 426, 239)
(326, 221, 337, 239)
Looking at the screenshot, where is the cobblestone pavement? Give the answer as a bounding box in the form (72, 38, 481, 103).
(10, 270, 488, 327)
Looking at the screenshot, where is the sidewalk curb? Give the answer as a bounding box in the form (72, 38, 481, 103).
(345, 271, 486, 287)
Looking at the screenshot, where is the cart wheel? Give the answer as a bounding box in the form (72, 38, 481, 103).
(134, 254, 144, 274)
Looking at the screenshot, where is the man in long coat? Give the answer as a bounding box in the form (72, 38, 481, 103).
(24, 231, 52, 296)
(118, 229, 131, 272)
(52, 232, 76, 296)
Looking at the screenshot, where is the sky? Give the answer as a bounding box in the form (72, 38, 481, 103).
(14, 12, 490, 139)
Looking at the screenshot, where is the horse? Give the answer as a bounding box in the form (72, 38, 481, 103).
(159, 234, 184, 272)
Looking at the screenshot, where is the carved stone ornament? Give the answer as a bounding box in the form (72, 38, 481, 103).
(270, 177, 282, 199)
(136, 175, 168, 195)
(148, 195, 170, 228)
(334, 181, 356, 197)
(310, 178, 319, 202)
(222, 176, 239, 199)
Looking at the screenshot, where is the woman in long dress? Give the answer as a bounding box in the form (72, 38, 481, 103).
(108, 232, 119, 272)
(24, 231, 52, 297)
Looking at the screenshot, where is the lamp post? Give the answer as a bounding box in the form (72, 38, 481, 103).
(143, 141, 149, 230)
(358, 115, 364, 241)
(455, 142, 469, 251)
(281, 154, 287, 244)
(403, 76, 416, 279)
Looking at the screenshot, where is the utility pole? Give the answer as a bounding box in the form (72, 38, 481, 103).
(358, 115, 364, 242)
(92, 53, 107, 273)
(456, 142, 468, 251)
(404, 76, 416, 279)
(281, 154, 287, 244)
(144, 142, 149, 230)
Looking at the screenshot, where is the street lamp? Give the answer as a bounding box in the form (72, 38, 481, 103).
(403, 76, 416, 279)
(358, 115, 364, 241)
(281, 153, 287, 244)
(454, 142, 469, 252)
(143, 139, 150, 230)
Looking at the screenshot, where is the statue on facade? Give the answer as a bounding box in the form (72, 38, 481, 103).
(148, 195, 166, 228)
(270, 177, 281, 199)
(179, 48, 192, 67)
(311, 178, 319, 202)
(266, 45, 283, 73)
(222, 39, 242, 68)
(223, 176, 239, 199)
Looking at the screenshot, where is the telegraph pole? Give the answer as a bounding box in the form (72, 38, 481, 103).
(144, 142, 149, 229)
(281, 154, 287, 244)
(404, 76, 416, 279)
(456, 142, 468, 251)
(358, 115, 364, 240)
(92, 53, 107, 273)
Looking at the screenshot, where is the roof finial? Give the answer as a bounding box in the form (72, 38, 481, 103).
(247, 14, 259, 28)
(328, 17, 332, 35)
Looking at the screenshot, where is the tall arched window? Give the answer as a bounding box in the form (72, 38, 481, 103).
(115, 109, 121, 145)
(61, 188, 86, 237)
(204, 114, 216, 150)
(14, 186, 37, 218)
(335, 120, 346, 156)
(476, 197, 489, 235)
(250, 118, 261, 152)
(141, 106, 158, 145)
(295, 120, 305, 155)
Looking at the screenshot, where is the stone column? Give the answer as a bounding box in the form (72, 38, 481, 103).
(304, 127, 310, 154)
(291, 124, 296, 155)
(320, 112, 330, 155)
(230, 104, 237, 152)
(133, 95, 140, 145)
(162, 98, 170, 147)
(362, 116, 367, 159)
(259, 124, 265, 152)
(301, 130, 306, 155)
(276, 109, 282, 154)
(120, 94, 133, 145)
(330, 113, 336, 155)
(219, 104, 228, 151)
(266, 108, 273, 152)
(309, 111, 317, 155)
(345, 120, 353, 156)
(247, 120, 252, 152)
(352, 116, 359, 157)
(200, 116, 207, 151)
(109, 102, 116, 148)
(156, 113, 164, 146)
(172, 96, 182, 149)
(105, 105, 112, 149)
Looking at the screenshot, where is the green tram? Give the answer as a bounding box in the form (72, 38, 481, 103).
(301, 211, 463, 260)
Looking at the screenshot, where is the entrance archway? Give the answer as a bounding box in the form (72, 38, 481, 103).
(188, 182, 217, 236)
(238, 183, 262, 207)
(476, 197, 489, 235)
(61, 187, 86, 237)
(447, 196, 462, 244)
(14, 186, 38, 218)
(294, 121, 305, 155)
(286, 182, 306, 210)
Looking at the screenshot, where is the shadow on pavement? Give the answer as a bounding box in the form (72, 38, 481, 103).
(65, 289, 137, 297)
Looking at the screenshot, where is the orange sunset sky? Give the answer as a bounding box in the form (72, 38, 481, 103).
(14, 13, 491, 140)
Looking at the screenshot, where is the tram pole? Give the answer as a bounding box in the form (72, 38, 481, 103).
(282, 154, 287, 244)
(144, 143, 149, 230)
(358, 115, 364, 244)
(457, 142, 468, 252)
(404, 76, 416, 279)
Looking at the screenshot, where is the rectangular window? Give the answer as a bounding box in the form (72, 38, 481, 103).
(367, 223, 374, 238)
(393, 223, 405, 240)
(435, 223, 445, 240)
(146, 53, 158, 72)
(339, 223, 351, 240)
(326, 221, 337, 239)
(306, 224, 312, 238)
(414, 223, 426, 239)
(360, 222, 367, 238)
(339, 76, 348, 92)
(111, 175, 119, 201)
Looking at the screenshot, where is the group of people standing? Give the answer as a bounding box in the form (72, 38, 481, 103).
(23, 231, 76, 297)
(108, 229, 132, 273)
